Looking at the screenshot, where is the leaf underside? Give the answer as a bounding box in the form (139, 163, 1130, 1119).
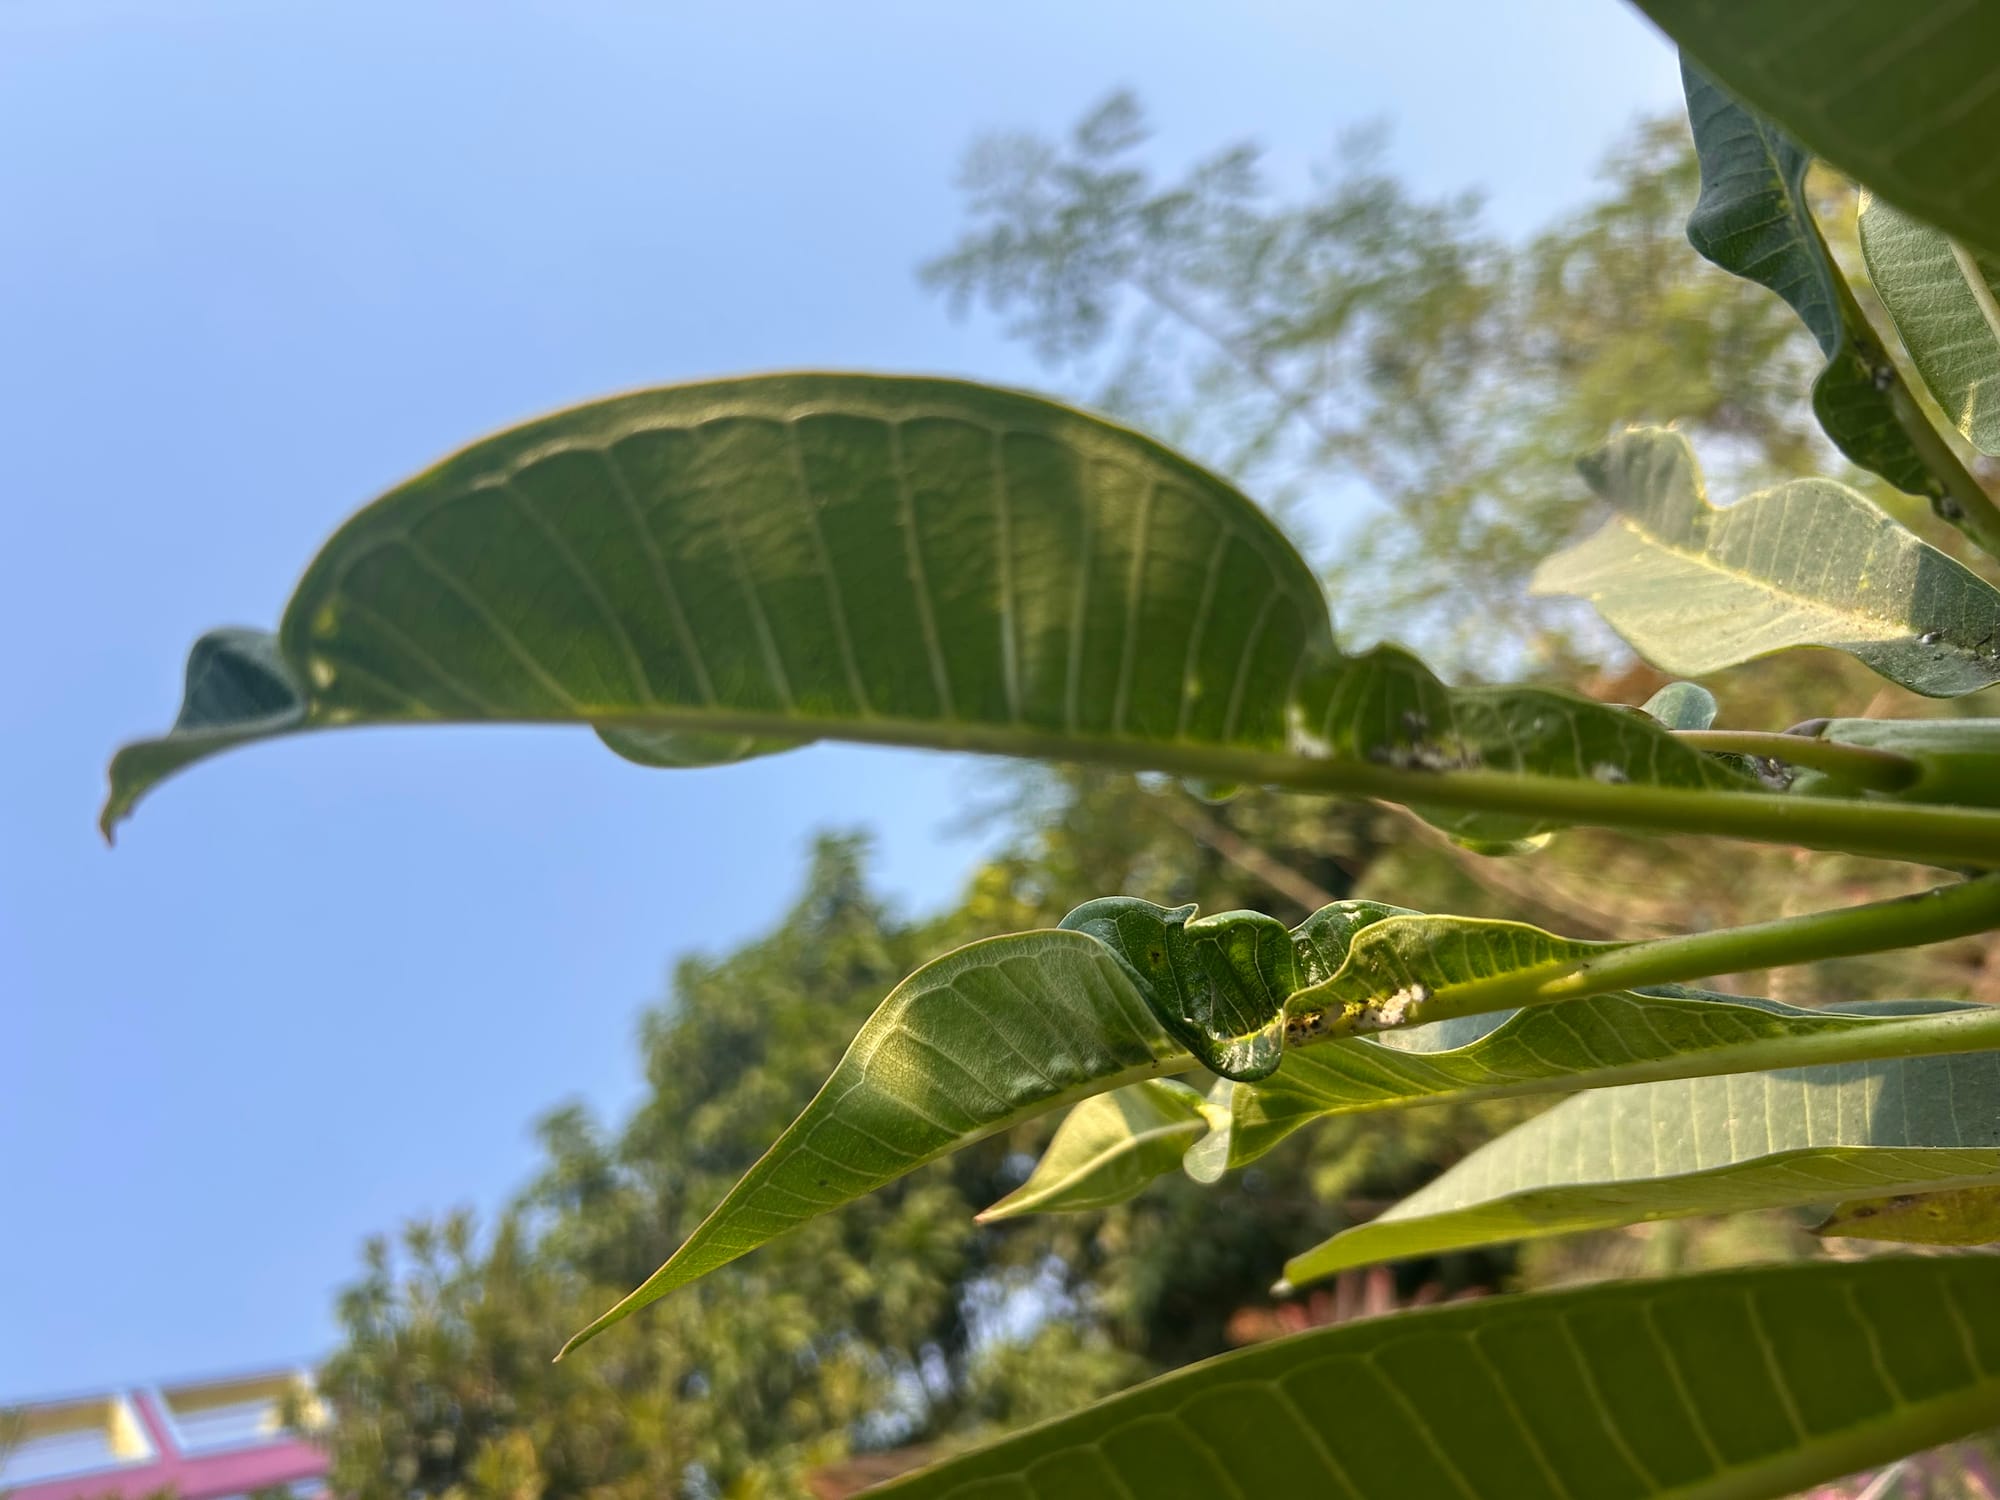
(1680, 63, 1928, 495)
(563, 898, 1415, 1352)
(1205, 989, 2000, 1178)
(1819, 1184, 2000, 1247)
(1284, 1022, 2000, 1285)
(559, 928, 1186, 1357)
(107, 375, 1748, 841)
(1532, 428, 2000, 696)
(1861, 192, 2000, 457)
(1638, 1, 2000, 259)
(569, 876, 2000, 1354)
(869, 1257, 2000, 1500)
(978, 1078, 1210, 1222)
(1641, 682, 1718, 732)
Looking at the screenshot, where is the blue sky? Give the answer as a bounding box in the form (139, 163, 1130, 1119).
(0, 0, 1681, 1399)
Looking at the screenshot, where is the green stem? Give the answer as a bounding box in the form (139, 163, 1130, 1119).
(582, 711, 2000, 868)
(1674, 729, 1920, 793)
(1104, 745, 2000, 869)
(1695, 1003, 2000, 1074)
(1413, 875, 2000, 1025)
(1250, 758, 1999, 870)
(1888, 376, 2000, 561)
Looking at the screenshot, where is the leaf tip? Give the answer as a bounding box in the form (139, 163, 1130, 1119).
(973, 1194, 1029, 1225)
(100, 752, 142, 845)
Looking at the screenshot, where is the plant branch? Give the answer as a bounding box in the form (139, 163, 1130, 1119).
(1265, 758, 1999, 870)
(1886, 375, 2000, 561)
(1674, 729, 1921, 793)
(590, 707, 2000, 869)
(1410, 875, 2000, 1026)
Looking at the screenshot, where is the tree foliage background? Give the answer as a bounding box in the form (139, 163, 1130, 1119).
(308, 96, 2000, 1500)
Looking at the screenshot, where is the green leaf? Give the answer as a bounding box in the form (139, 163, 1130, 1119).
(1282, 1011, 2000, 1286)
(1294, 642, 1754, 842)
(562, 896, 1408, 1352)
(105, 628, 309, 822)
(1818, 1185, 2000, 1247)
(1636, 1, 2000, 259)
(1642, 681, 1718, 732)
(868, 1256, 2000, 1500)
(1281, 911, 1609, 1041)
(1054, 896, 1424, 1085)
(1199, 989, 2000, 1179)
(1531, 427, 2000, 696)
(1057, 898, 1301, 1080)
(107, 374, 1751, 841)
(1679, 63, 1928, 494)
(558, 929, 1189, 1358)
(976, 1079, 1212, 1222)
(1860, 192, 2000, 456)
(590, 723, 808, 768)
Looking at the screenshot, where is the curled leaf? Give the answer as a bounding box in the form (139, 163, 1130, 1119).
(1680, 63, 1927, 494)
(563, 894, 1408, 1351)
(1059, 898, 1300, 1080)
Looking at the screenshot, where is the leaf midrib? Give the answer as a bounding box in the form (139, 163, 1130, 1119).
(1597, 506, 1917, 644)
(241, 700, 2000, 867)
(980, 1112, 1206, 1220)
(1949, 237, 2000, 349)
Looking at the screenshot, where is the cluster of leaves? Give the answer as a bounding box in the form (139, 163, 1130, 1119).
(105, 3, 2000, 1497)
(309, 820, 1519, 1499)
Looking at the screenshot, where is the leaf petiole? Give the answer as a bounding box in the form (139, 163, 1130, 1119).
(1674, 728, 1922, 793)
(1405, 874, 2000, 1026)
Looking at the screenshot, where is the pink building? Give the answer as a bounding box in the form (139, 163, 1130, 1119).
(1, 1370, 328, 1500)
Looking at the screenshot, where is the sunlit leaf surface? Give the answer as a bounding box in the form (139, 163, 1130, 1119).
(1284, 1014, 2000, 1285)
(1861, 192, 2000, 457)
(1533, 428, 2000, 696)
(870, 1257, 2000, 1500)
(108, 376, 1747, 840)
(978, 1079, 1211, 1222)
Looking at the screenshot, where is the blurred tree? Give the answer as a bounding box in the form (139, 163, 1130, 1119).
(924, 94, 1834, 671)
(928, 90, 1999, 978)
